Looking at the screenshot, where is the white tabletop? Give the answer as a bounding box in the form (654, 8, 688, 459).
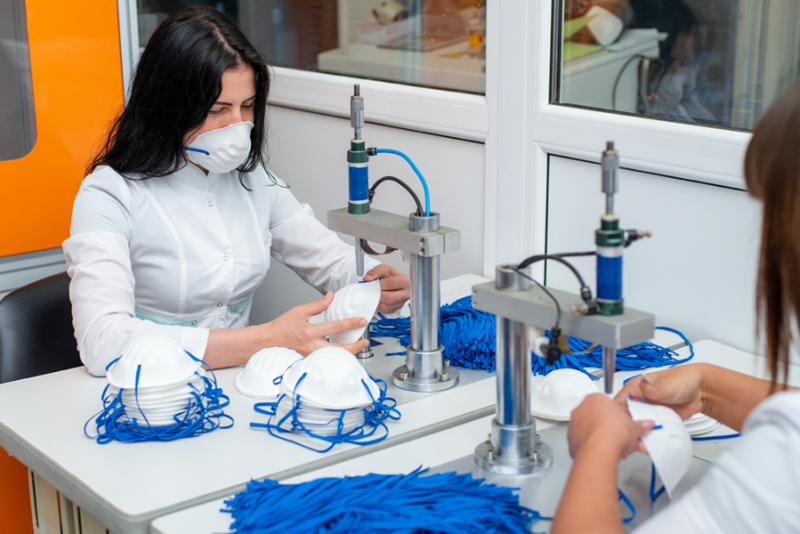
(0, 272, 695, 534)
(0, 275, 500, 534)
(151, 339, 799, 534)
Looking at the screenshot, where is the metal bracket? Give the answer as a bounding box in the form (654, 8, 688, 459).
(328, 208, 460, 257)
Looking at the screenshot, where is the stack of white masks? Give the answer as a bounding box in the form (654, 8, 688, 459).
(683, 412, 720, 436)
(324, 280, 382, 345)
(530, 369, 599, 421)
(86, 335, 232, 444)
(236, 347, 303, 400)
(251, 346, 400, 451)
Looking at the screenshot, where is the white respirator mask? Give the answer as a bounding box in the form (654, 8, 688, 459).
(183, 121, 254, 174)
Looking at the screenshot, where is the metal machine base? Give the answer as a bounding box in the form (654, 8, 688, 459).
(355, 328, 374, 360)
(392, 347, 459, 392)
(473, 439, 553, 476)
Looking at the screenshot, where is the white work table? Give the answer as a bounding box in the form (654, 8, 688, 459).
(0, 275, 500, 534)
(152, 340, 799, 534)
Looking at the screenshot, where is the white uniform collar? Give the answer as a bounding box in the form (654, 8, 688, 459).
(175, 162, 223, 192)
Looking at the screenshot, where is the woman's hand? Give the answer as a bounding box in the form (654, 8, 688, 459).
(552, 394, 654, 534)
(259, 292, 369, 356)
(363, 264, 410, 314)
(568, 393, 655, 460)
(613, 363, 707, 421)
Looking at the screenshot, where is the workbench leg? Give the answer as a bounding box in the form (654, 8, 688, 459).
(26, 469, 111, 534)
(28, 471, 61, 534)
(58, 493, 76, 534)
(74, 502, 110, 534)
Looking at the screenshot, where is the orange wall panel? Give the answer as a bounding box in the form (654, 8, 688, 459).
(0, 446, 32, 532)
(0, 0, 124, 257)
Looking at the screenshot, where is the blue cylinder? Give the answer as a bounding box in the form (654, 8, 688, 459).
(349, 164, 369, 202)
(596, 253, 623, 301)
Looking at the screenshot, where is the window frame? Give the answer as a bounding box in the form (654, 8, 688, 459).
(519, 1, 754, 271)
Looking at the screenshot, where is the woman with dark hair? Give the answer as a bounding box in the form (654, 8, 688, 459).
(63, 6, 409, 376)
(550, 81, 800, 533)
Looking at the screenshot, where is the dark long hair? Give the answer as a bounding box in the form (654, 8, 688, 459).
(87, 6, 269, 181)
(744, 80, 800, 389)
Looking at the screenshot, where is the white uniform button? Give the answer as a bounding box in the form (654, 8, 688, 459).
(217, 302, 223, 307)
(223, 255, 229, 261)
(208, 201, 213, 207)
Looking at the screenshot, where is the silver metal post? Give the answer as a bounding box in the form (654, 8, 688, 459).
(355, 237, 365, 277)
(602, 141, 619, 216)
(602, 346, 615, 394)
(410, 252, 439, 352)
(474, 265, 552, 475)
(351, 84, 363, 140)
(392, 213, 458, 392)
(356, 324, 374, 359)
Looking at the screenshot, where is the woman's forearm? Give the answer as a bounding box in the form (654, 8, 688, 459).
(699, 363, 796, 432)
(551, 437, 625, 534)
(203, 326, 266, 369)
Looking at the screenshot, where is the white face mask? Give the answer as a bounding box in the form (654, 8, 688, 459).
(184, 121, 254, 174)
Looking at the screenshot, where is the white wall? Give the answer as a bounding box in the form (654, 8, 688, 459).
(250, 105, 486, 325)
(545, 156, 762, 354)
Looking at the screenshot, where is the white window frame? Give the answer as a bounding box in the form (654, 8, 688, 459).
(517, 1, 753, 271)
(116, 1, 753, 281)
(119, 0, 496, 272)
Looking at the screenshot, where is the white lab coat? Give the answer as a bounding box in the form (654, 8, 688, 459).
(633, 390, 800, 533)
(63, 163, 379, 376)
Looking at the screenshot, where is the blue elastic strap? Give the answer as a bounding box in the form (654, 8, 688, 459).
(692, 433, 740, 441)
(373, 148, 430, 216)
(618, 488, 636, 523)
(182, 146, 210, 155)
(649, 462, 666, 501)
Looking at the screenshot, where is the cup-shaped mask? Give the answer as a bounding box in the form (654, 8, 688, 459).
(280, 346, 380, 409)
(324, 280, 381, 345)
(236, 347, 303, 399)
(107, 334, 201, 390)
(184, 121, 254, 174)
(530, 369, 599, 421)
(627, 398, 692, 498)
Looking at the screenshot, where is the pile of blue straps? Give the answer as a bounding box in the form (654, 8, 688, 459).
(371, 296, 694, 375)
(222, 469, 550, 534)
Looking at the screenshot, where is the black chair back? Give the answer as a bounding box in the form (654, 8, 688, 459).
(0, 272, 82, 383)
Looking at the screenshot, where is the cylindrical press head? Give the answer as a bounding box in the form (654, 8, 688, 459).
(601, 141, 619, 195)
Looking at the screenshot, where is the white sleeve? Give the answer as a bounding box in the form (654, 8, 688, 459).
(63, 231, 209, 377)
(632, 391, 800, 534)
(269, 203, 380, 294)
(66, 169, 212, 376)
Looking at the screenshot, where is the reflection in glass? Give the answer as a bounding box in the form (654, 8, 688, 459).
(553, 0, 800, 130)
(0, 0, 37, 161)
(137, 1, 486, 94)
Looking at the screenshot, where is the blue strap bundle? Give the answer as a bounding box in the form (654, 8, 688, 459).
(534, 326, 694, 376)
(84, 355, 233, 444)
(250, 375, 401, 453)
(372, 296, 496, 370)
(371, 296, 694, 375)
(222, 468, 548, 533)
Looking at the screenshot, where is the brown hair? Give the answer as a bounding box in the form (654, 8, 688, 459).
(744, 80, 800, 389)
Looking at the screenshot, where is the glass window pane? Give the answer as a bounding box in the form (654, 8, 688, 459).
(552, 0, 800, 130)
(137, 1, 486, 94)
(0, 0, 37, 161)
